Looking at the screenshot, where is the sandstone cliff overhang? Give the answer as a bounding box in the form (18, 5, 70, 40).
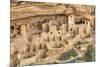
(11, 5, 74, 20)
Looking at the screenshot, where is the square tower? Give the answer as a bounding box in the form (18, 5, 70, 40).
(68, 14, 75, 32)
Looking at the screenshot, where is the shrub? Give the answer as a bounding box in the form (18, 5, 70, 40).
(59, 49, 78, 60)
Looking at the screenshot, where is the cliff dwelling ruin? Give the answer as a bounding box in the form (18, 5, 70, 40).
(10, 0, 95, 66)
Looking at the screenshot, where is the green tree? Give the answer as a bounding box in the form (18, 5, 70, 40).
(59, 49, 78, 60)
(84, 45, 95, 62)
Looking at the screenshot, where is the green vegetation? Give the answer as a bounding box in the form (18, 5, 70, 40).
(59, 49, 78, 60)
(84, 45, 95, 62)
(70, 45, 95, 63)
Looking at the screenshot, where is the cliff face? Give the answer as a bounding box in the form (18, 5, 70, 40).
(11, 1, 95, 19)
